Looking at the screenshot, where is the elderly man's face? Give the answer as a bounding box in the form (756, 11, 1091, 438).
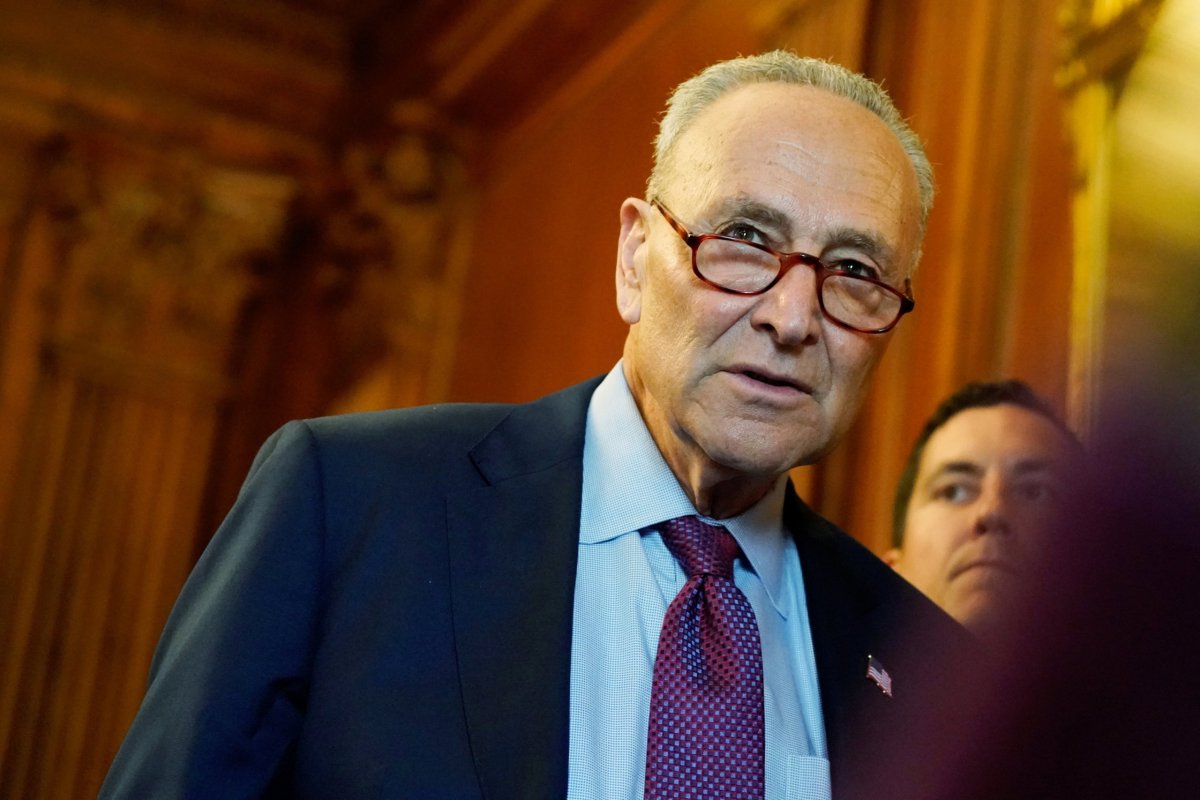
(616, 82, 922, 503)
(887, 405, 1074, 637)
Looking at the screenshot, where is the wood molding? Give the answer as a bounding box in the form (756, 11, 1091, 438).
(1057, 0, 1164, 436)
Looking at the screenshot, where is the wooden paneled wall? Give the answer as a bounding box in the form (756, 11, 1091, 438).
(0, 61, 468, 800)
(0, 1, 1078, 797)
(818, 0, 1076, 546)
(0, 132, 296, 798)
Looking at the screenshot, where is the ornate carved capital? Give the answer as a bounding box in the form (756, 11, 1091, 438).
(1058, 0, 1165, 92)
(289, 104, 471, 405)
(32, 132, 295, 397)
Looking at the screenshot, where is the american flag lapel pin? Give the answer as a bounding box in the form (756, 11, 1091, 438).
(866, 655, 893, 698)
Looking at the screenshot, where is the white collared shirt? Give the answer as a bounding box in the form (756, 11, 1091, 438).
(566, 363, 831, 799)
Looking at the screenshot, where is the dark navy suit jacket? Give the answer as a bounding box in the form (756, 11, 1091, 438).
(100, 378, 971, 799)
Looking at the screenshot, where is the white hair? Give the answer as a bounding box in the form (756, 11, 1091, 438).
(647, 50, 934, 236)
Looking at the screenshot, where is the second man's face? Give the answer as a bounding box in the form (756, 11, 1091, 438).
(617, 82, 922, 492)
(889, 404, 1075, 637)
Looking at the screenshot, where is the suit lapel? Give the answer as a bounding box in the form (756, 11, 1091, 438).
(789, 489, 983, 798)
(785, 491, 882, 784)
(445, 378, 600, 800)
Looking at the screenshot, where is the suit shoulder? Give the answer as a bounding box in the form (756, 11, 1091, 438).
(786, 491, 966, 633)
(290, 377, 602, 472)
(302, 403, 516, 452)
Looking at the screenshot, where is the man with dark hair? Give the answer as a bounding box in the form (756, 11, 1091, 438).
(886, 379, 1081, 640)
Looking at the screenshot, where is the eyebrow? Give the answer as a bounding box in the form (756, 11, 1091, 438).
(1008, 458, 1063, 477)
(926, 458, 1063, 484)
(823, 226, 899, 272)
(705, 197, 794, 236)
(926, 461, 985, 483)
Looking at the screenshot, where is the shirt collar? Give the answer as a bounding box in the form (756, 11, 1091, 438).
(582, 362, 791, 617)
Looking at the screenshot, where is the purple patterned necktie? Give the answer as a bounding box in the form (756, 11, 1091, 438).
(645, 515, 765, 800)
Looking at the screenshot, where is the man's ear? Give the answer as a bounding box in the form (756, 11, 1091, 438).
(615, 198, 650, 325)
(883, 547, 903, 570)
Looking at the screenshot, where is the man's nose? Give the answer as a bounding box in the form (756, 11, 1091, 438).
(747, 263, 822, 346)
(973, 480, 1012, 536)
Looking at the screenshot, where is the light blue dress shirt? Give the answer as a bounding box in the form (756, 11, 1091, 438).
(566, 364, 832, 800)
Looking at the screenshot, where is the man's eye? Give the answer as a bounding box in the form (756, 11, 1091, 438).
(1016, 482, 1058, 504)
(827, 258, 882, 282)
(717, 222, 769, 245)
(933, 483, 974, 503)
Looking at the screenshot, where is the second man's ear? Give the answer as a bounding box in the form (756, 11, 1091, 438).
(615, 198, 651, 325)
(883, 548, 903, 570)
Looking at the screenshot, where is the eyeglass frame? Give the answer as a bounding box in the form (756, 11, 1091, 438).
(651, 200, 915, 334)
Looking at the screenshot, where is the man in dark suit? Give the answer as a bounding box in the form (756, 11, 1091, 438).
(102, 51, 970, 800)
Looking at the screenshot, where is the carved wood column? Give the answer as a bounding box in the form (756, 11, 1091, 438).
(200, 107, 472, 533)
(0, 97, 471, 800)
(0, 131, 293, 799)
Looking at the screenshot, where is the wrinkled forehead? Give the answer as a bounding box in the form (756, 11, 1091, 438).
(660, 83, 923, 267)
(665, 84, 910, 179)
(922, 405, 1078, 475)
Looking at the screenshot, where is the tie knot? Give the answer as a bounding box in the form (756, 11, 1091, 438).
(660, 515, 739, 579)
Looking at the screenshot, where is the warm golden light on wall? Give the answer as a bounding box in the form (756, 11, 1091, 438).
(1107, 0, 1200, 375)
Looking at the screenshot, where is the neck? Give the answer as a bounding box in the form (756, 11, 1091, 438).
(620, 357, 782, 519)
(685, 470, 776, 520)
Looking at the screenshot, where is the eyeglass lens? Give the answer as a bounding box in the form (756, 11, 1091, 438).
(695, 238, 900, 330)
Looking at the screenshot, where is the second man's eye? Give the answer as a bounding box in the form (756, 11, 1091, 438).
(933, 482, 976, 504)
(1015, 481, 1058, 504)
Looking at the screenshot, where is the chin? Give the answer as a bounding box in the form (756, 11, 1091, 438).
(707, 417, 832, 474)
(704, 441, 821, 479)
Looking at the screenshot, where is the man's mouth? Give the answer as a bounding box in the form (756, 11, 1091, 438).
(743, 369, 799, 389)
(729, 365, 810, 394)
(951, 559, 1020, 580)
